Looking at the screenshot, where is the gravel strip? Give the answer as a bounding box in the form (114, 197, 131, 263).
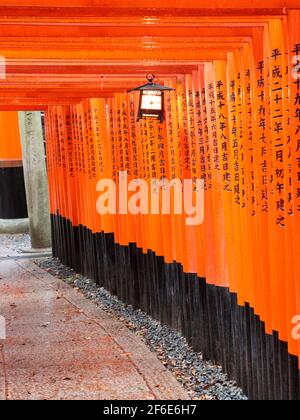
(35, 257, 247, 401)
(0, 233, 31, 255)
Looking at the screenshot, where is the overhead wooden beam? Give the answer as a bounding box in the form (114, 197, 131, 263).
(0, 2, 298, 15)
(0, 48, 229, 60)
(0, 2, 285, 111)
(0, 26, 255, 38)
(5, 64, 198, 75)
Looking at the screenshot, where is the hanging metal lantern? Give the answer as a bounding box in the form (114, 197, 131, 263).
(128, 74, 175, 123)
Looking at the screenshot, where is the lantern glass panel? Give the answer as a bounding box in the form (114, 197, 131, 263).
(141, 90, 162, 111)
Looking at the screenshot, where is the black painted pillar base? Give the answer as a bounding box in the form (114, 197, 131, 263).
(0, 162, 28, 220)
(51, 213, 300, 400)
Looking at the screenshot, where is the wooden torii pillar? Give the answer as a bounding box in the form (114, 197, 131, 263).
(0, 111, 28, 233)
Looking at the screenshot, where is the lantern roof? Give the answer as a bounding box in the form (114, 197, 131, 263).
(128, 74, 175, 93)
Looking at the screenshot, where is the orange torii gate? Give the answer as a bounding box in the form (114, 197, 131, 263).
(0, 111, 27, 219)
(0, 1, 300, 400)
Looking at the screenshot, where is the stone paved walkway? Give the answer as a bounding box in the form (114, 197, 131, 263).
(0, 255, 188, 400)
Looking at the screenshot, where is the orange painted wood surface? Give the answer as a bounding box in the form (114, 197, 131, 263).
(0, 111, 22, 159)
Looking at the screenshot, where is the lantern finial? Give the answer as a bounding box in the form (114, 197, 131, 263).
(146, 74, 155, 84)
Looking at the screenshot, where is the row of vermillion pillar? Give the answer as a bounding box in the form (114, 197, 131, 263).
(46, 11, 300, 367)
